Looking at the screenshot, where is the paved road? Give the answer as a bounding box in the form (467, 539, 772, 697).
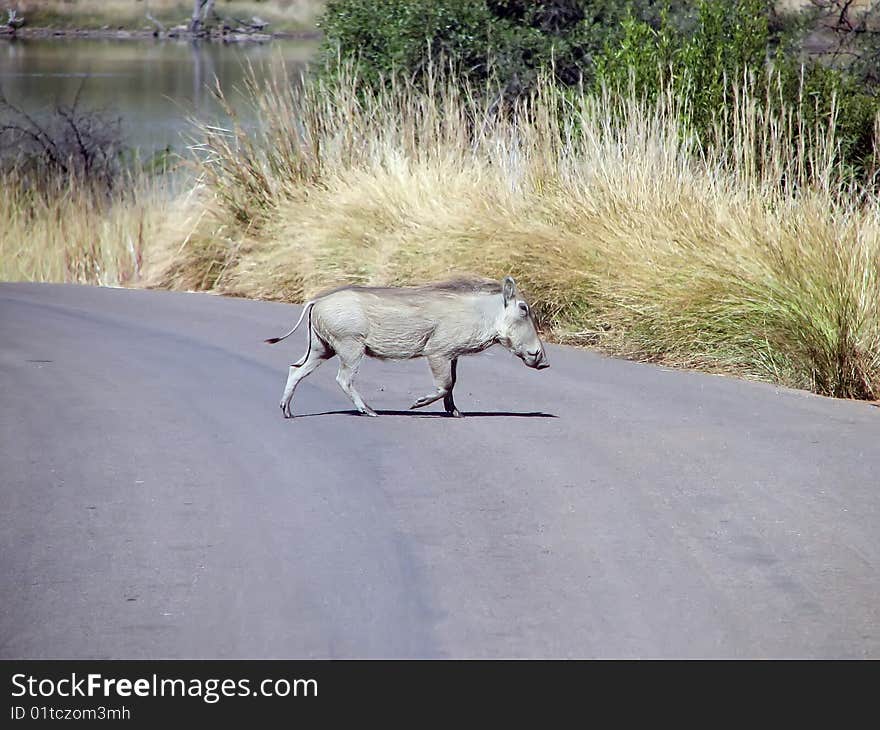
(1, 282, 878, 658)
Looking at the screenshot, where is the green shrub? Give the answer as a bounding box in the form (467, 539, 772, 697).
(595, 1, 768, 121)
(593, 0, 878, 181)
(317, 0, 633, 94)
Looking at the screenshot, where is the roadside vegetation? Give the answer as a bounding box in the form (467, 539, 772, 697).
(0, 167, 161, 285)
(3, 0, 880, 400)
(0, 93, 166, 284)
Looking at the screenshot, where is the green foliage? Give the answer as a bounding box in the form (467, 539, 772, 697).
(318, 0, 492, 87)
(594, 1, 769, 125)
(318, 0, 631, 93)
(592, 0, 878, 180)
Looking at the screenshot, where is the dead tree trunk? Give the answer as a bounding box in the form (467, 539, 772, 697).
(189, 0, 216, 34)
(189, 0, 202, 33)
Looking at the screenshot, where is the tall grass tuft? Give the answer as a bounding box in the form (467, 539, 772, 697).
(161, 64, 880, 400)
(0, 166, 164, 287)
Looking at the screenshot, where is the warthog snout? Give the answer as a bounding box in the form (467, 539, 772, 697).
(525, 348, 550, 369)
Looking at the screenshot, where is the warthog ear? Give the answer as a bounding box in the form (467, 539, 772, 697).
(502, 276, 517, 306)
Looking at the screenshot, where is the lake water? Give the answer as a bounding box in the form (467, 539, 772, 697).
(0, 37, 319, 153)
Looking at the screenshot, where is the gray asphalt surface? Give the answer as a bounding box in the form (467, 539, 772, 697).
(1, 282, 878, 658)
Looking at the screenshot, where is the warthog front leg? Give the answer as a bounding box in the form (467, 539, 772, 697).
(411, 356, 461, 417)
(443, 358, 461, 417)
(335, 342, 378, 417)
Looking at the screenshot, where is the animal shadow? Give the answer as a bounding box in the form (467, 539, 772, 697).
(294, 409, 557, 419)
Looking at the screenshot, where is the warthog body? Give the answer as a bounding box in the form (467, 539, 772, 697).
(266, 276, 549, 418)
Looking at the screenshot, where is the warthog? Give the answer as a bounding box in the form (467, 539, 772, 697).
(265, 276, 549, 418)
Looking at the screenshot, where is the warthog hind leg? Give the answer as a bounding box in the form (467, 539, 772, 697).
(280, 339, 331, 418)
(412, 356, 461, 416)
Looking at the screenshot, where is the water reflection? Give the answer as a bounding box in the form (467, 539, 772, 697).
(0, 37, 318, 152)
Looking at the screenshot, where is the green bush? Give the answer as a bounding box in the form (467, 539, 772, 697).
(593, 0, 878, 181)
(317, 0, 633, 94)
(595, 1, 768, 123)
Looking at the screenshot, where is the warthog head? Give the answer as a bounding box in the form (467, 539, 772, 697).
(496, 276, 549, 370)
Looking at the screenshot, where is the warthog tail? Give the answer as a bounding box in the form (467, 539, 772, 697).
(264, 301, 314, 345)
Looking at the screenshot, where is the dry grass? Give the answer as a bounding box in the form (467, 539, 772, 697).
(0, 168, 165, 286)
(146, 65, 880, 399)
